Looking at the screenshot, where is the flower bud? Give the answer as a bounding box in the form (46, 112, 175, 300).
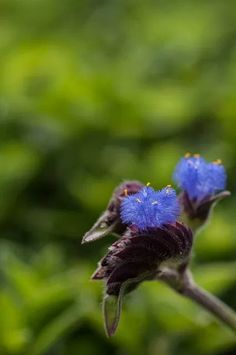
(92, 222, 193, 295)
(92, 222, 192, 336)
(82, 181, 143, 244)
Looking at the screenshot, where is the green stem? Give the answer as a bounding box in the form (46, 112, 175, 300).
(158, 268, 236, 334)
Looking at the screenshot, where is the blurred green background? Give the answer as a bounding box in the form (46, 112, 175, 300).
(1, 0, 236, 354)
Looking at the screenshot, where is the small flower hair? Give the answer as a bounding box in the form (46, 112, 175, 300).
(120, 185, 180, 230)
(173, 153, 226, 201)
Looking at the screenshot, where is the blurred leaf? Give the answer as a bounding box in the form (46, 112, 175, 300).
(29, 303, 83, 355)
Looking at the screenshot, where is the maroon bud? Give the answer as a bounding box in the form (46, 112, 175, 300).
(92, 222, 193, 336)
(82, 181, 143, 244)
(93, 222, 192, 295)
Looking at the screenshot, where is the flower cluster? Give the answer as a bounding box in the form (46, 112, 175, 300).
(82, 153, 229, 336)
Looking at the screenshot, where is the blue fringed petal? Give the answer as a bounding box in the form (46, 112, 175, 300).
(173, 155, 226, 200)
(120, 186, 180, 230)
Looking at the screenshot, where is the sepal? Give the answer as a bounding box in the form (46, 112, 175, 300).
(82, 181, 143, 244)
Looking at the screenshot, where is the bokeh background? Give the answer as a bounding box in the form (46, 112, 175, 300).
(1, 0, 236, 354)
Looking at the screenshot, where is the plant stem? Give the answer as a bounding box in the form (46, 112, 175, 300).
(157, 268, 236, 334)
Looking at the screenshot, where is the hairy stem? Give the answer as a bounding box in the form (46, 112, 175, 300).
(157, 268, 236, 334)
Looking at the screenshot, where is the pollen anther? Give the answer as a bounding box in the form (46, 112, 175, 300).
(213, 159, 222, 165)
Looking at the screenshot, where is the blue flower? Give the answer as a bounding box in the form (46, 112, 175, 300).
(120, 186, 180, 230)
(173, 154, 226, 201)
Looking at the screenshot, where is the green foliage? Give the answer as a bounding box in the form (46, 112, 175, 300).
(0, 0, 236, 354)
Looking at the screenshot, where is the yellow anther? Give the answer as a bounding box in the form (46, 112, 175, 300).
(166, 184, 172, 188)
(193, 153, 200, 158)
(146, 182, 151, 186)
(213, 159, 222, 165)
(136, 198, 142, 203)
(185, 152, 191, 158)
(124, 189, 128, 196)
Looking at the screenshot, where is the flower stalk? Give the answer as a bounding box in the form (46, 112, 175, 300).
(157, 268, 236, 334)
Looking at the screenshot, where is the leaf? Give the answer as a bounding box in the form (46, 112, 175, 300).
(103, 272, 151, 337)
(29, 303, 83, 355)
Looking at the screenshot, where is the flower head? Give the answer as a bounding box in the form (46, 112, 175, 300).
(120, 186, 180, 230)
(173, 154, 229, 229)
(173, 154, 226, 201)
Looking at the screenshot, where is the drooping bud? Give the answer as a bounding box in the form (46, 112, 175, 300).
(82, 180, 144, 244)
